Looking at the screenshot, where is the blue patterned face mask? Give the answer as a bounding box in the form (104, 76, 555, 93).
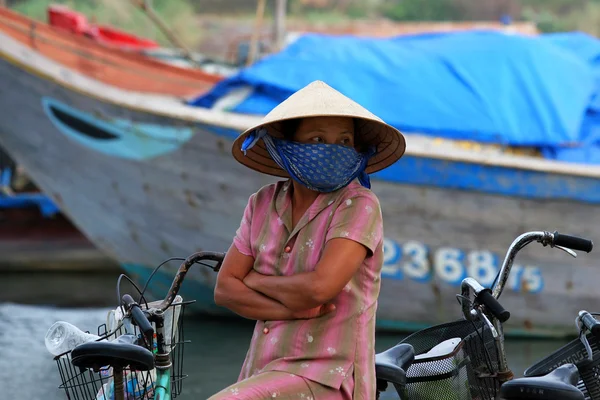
(242, 128, 376, 193)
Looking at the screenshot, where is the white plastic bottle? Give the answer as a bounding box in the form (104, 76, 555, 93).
(45, 321, 100, 356)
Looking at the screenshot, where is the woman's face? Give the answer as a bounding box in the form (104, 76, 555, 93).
(293, 117, 355, 148)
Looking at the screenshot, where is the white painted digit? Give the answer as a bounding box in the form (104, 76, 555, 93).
(382, 238, 402, 278)
(467, 251, 497, 288)
(521, 267, 543, 293)
(403, 241, 431, 281)
(434, 247, 465, 285)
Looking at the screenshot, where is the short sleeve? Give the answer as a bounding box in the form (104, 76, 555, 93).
(233, 193, 255, 257)
(326, 192, 383, 256)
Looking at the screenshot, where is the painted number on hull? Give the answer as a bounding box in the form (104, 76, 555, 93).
(382, 238, 543, 293)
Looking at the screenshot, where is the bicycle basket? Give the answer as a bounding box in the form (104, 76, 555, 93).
(398, 318, 501, 400)
(54, 297, 190, 400)
(524, 332, 600, 400)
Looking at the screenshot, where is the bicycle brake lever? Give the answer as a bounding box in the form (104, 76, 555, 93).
(475, 310, 499, 339)
(575, 315, 595, 362)
(580, 334, 594, 362)
(555, 245, 577, 258)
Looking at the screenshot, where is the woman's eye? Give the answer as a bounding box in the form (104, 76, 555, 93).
(341, 138, 352, 145)
(311, 137, 324, 143)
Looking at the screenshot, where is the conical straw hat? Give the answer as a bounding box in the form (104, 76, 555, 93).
(232, 80, 406, 177)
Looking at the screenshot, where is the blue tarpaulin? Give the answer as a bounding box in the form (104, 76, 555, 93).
(537, 32, 600, 163)
(190, 30, 600, 164)
(540, 31, 600, 111)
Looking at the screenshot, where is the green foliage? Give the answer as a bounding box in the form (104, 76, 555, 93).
(521, 0, 600, 34)
(12, 0, 61, 20)
(11, 0, 201, 47)
(302, 9, 349, 24)
(521, 9, 564, 32)
(377, 0, 599, 35)
(520, 0, 587, 14)
(346, 3, 369, 19)
(380, 0, 462, 22)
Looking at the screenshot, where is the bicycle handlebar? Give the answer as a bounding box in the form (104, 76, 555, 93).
(461, 277, 510, 324)
(156, 251, 226, 312)
(553, 232, 593, 253)
(579, 310, 600, 337)
(477, 289, 510, 323)
(122, 294, 154, 343)
(460, 230, 592, 336)
(118, 252, 225, 344)
(491, 231, 593, 299)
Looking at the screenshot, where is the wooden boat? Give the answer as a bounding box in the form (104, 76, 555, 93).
(1, 9, 599, 338)
(0, 7, 222, 97)
(0, 6, 223, 271)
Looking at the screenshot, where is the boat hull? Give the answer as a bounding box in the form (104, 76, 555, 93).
(1, 33, 600, 339)
(0, 6, 222, 97)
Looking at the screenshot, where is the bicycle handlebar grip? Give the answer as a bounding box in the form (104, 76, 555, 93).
(580, 311, 600, 337)
(477, 289, 511, 323)
(553, 231, 594, 253)
(122, 294, 154, 342)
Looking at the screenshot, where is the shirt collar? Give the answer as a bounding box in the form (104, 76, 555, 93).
(275, 180, 293, 232)
(275, 179, 342, 236)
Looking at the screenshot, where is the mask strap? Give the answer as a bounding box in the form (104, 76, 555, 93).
(356, 146, 377, 189)
(241, 128, 269, 155)
(358, 171, 371, 189)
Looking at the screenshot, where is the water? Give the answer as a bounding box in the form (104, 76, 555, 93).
(0, 301, 571, 400)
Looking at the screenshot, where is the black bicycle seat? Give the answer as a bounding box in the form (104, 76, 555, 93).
(500, 364, 584, 400)
(375, 343, 415, 386)
(71, 334, 155, 372)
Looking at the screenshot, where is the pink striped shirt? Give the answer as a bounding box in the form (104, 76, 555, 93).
(233, 179, 384, 399)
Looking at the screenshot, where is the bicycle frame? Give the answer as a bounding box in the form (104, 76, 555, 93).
(110, 302, 177, 400)
(153, 369, 171, 400)
(459, 231, 593, 385)
(108, 310, 172, 400)
(149, 309, 172, 400)
(112, 361, 172, 400)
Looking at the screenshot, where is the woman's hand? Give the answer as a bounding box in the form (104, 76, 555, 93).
(244, 270, 336, 319)
(292, 303, 337, 319)
(214, 245, 309, 321)
(242, 269, 264, 291)
(241, 238, 368, 311)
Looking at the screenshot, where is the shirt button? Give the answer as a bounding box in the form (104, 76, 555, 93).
(284, 246, 292, 253)
(263, 327, 269, 334)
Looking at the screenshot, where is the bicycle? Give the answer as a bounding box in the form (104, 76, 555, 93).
(51, 252, 225, 400)
(374, 230, 594, 400)
(50, 231, 592, 400)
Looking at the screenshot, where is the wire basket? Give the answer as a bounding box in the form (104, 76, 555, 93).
(398, 318, 501, 400)
(54, 298, 190, 400)
(524, 332, 600, 400)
